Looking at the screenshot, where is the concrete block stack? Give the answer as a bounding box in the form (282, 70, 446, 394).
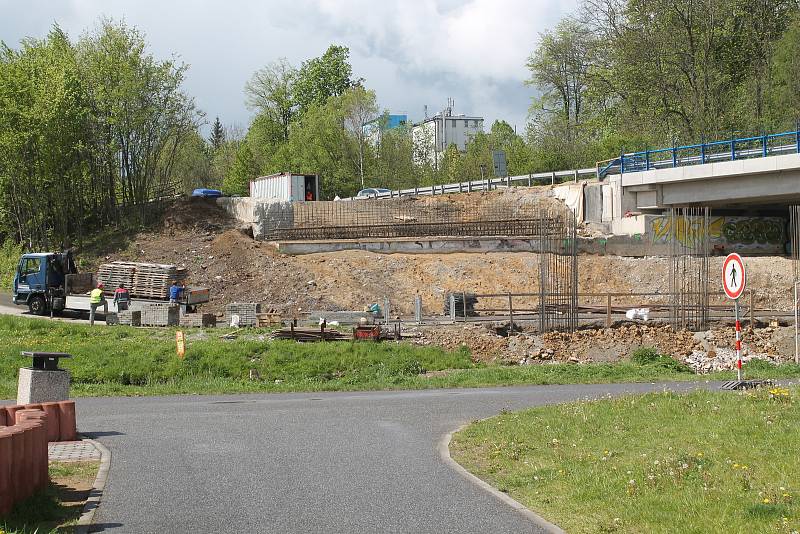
(223, 302, 260, 327)
(138, 303, 179, 327)
(179, 313, 217, 328)
(118, 310, 142, 327)
(0, 400, 78, 517)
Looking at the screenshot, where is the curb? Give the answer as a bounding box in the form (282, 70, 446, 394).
(439, 423, 566, 534)
(73, 436, 112, 534)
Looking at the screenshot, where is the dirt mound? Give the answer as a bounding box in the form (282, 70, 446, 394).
(161, 198, 236, 234)
(80, 195, 796, 318)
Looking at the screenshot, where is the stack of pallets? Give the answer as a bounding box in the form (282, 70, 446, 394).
(97, 262, 187, 299)
(132, 263, 187, 299)
(96, 264, 135, 292)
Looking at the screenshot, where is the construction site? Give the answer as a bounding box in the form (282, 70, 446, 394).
(62, 159, 798, 377)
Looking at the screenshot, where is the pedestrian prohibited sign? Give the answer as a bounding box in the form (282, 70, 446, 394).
(722, 253, 746, 300)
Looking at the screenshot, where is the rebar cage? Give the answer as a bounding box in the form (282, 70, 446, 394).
(269, 196, 566, 240)
(668, 207, 711, 331)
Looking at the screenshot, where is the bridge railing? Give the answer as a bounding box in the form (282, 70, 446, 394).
(597, 129, 800, 179)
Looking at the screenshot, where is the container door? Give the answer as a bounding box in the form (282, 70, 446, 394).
(292, 175, 305, 201)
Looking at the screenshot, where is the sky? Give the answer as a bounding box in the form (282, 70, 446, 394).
(1, 0, 578, 136)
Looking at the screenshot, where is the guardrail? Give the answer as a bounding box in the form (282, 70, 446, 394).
(347, 167, 597, 200)
(597, 129, 800, 179)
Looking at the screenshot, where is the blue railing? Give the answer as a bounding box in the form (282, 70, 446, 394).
(597, 129, 800, 179)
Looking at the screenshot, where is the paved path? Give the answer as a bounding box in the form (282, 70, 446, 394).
(77, 381, 715, 533)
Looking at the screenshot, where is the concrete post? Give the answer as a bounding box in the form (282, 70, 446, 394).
(414, 295, 422, 324)
(449, 294, 456, 322)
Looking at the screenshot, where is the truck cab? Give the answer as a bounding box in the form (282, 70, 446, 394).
(12, 253, 64, 314)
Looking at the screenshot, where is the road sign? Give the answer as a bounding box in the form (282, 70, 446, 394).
(722, 253, 746, 300)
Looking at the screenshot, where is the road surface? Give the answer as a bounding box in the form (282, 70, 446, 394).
(75, 382, 713, 533)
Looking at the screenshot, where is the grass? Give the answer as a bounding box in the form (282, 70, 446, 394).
(1, 461, 99, 533)
(1, 314, 799, 398)
(450, 387, 800, 534)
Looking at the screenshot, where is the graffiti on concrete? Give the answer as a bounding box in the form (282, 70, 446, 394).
(650, 216, 786, 247)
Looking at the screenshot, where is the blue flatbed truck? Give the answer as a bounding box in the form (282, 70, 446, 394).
(12, 251, 209, 317)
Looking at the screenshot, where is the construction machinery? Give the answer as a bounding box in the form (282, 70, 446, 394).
(12, 251, 209, 317)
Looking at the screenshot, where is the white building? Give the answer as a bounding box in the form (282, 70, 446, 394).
(411, 105, 484, 166)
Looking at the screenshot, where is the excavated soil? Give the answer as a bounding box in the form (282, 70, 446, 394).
(85, 198, 797, 319)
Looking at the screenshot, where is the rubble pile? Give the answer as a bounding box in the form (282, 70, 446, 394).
(407, 322, 795, 372)
(684, 348, 775, 373)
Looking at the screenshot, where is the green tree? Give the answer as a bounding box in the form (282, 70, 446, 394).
(341, 86, 379, 188)
(293, 45, 355, 115)
(0, 26, 91, 248)
(245, 58, 297, 142)
(209, 117, 225, 150)
(78, 19, 201, 218)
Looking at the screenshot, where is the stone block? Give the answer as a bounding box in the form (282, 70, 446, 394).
(16, 368, 70, 405)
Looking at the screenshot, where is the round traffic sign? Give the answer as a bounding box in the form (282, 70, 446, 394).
(722, 253, 746, 300)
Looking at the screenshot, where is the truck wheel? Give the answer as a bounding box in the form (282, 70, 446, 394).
(28, 295, 47, 315)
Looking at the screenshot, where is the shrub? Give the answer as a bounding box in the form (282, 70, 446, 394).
(0, 240, 23, 290)
(630, 347, 660, 365)
(630, 346, 693, 374)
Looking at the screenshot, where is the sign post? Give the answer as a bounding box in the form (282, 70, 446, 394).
(722, 253, 746, 380)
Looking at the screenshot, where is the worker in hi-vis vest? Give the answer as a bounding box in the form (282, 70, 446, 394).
(89, 282, 107, 326)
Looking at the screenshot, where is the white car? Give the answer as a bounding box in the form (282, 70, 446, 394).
(355, 188, 392, 199)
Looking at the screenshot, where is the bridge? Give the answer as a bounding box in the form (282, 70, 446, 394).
(600, 130, 800, 211)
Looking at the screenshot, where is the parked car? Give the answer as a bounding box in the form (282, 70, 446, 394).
(191, 188, 223, 198)
(355, 188, 392, 199)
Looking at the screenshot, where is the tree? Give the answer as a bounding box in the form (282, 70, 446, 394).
(78, 19, 201, 219)
(244, 58, 297, 142)
(341, 87, 378, 188)
(527, 19, 596, 144)
(0, 26, 91, 247)
(293, 45, 355, 114)
(209, 117, 225, 150)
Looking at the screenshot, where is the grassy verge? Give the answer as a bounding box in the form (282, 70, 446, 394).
(450, 387, 800, 534)
(2, 461, 99, 533)
(1, 315, 799, 398)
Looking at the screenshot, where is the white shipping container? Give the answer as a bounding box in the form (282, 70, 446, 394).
(250, 173, 319, 201)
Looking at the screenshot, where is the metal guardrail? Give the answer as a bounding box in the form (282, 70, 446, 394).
(597, 129, 800, 179)
(349, 129, 800, 199)
(347, 167, 597, 200)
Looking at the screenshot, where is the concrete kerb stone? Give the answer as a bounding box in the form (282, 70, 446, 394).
(73, 436, 111, 534)
(438, 423, 567, 534)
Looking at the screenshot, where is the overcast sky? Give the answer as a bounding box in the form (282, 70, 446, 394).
(2, 0, 577, 135)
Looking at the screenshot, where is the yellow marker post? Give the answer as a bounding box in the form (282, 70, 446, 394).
(176, 330, 186, 359)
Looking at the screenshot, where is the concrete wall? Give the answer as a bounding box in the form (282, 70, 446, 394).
(611, 214, 786, 254)
(217, 197, 293, 240)
(275, 237, 548, 255)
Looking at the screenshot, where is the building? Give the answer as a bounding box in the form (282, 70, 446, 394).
(411, 103, 484, 166)
(363, 113, 408, 145)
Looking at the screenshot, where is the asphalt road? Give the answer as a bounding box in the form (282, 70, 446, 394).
(0, 291, 90, 323)
(75, 381, 715, 533)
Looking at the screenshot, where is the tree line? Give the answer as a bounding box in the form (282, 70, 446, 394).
(4, 3, 800, 251)
(528, 0, 800, 169)
(0, 20, 202, 250)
